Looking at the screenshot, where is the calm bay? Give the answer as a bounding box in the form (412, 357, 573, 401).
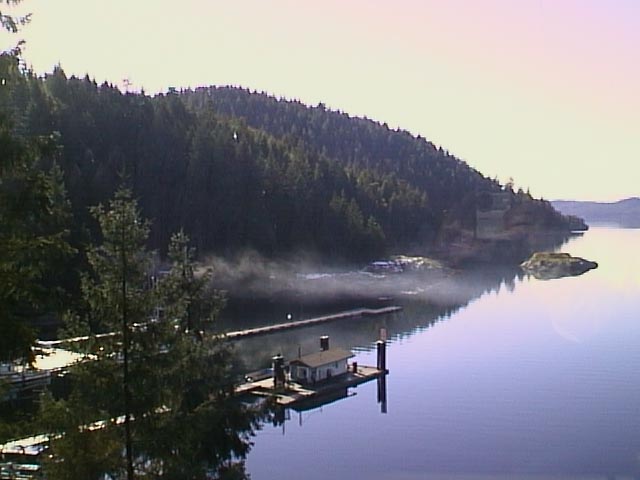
(245, 227, 640, 479)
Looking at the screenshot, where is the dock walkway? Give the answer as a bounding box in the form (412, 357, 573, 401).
(226, 306, 401, 339)
(35, 306, 402, 349)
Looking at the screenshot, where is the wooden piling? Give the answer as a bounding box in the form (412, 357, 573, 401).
(376, 340, 386, 371)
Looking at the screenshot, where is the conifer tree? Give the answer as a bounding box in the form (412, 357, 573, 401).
(0, 53, 73, 363)
(41, 190, 260, 480)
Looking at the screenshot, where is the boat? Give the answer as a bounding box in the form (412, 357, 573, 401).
(0, 362, 50, 400)
(243, 368, 273, 382)
(362, 260, 404, 275)
(1, 347, 85, 400)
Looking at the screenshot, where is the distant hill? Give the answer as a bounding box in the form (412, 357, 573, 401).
(1, 54, 579, 264)
(552, 198, 640, 228)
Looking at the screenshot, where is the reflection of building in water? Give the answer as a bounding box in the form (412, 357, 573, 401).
(272, 374, 388, 431)
(476, 192, 512, 239)
(291, 388, 351, 427)
(271, 388, 352, 430)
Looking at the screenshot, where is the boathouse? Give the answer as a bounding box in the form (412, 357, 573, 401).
(289, 336, 353, 384)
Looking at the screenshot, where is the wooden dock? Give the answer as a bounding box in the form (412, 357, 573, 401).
(226, 306, 402, 339)
(235, 365, 386, 406)
(35, 306, 401, 349)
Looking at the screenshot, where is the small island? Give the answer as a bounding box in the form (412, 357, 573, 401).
(520, 252, 598, 280)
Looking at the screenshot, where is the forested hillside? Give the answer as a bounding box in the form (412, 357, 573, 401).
(2, 55, 577, 265)
(183, 86, 499, 216)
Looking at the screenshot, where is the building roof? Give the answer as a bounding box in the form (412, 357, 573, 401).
(289, 348, 353, 368)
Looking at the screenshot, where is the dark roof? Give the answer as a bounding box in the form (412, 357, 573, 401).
(289, 348, 353, 368)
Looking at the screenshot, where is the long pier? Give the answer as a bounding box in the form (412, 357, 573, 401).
(225, 306, 402, 339)
(36, 306, 402, 349)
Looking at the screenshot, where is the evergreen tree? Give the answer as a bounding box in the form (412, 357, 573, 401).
(40, 190, 260, 480)
(0, 53, 73, 363)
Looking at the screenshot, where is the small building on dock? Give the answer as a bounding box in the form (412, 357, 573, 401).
(289, 336, 353, 384)
(236, 334, 387, 408)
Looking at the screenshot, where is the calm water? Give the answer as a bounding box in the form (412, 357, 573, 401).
(245, 227, 640, 479)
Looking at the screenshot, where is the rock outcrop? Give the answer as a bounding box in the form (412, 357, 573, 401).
(520, 252, 597, 280)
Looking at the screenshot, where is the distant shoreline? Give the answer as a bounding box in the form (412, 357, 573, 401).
(552, 197, 640, 228)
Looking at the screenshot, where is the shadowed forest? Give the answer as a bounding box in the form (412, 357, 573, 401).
(2, 55, 578, 267)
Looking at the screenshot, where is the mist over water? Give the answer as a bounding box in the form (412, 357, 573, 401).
(208, 236, 571, 372)
(204, 250, 529, 314)
(215, 254, 532, 375)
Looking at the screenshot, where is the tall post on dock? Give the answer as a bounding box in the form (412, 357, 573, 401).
(272, 354, 285, 389)
(376, 340, 386, 372)
(376, 337, 388, 413)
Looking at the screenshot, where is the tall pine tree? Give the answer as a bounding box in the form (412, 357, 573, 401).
(40, 190, 260, 480)
(0, 53, 73, 363)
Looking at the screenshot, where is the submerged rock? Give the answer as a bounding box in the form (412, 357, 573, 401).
(520, 252, 598, 280)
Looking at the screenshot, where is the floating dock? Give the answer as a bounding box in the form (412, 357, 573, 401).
(226, 306, 401, 339)
(236, 364, 386, 406)
(237, 337, 389, 407)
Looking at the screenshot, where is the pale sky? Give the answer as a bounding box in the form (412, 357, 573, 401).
(2, 0, 639, 201)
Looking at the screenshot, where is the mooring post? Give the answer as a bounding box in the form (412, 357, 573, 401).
(376, 340, 386, 371)
(272, 354, 285, 389)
